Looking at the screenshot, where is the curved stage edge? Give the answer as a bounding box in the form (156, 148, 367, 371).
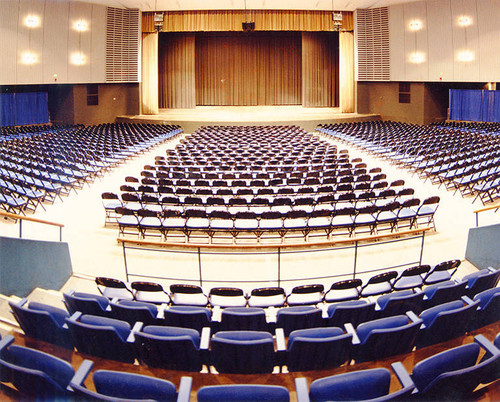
(116, 106, 381, 132)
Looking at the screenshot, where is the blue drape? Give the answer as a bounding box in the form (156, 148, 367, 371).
(449, 89, 500, 122)
(0, 92, 49, 127)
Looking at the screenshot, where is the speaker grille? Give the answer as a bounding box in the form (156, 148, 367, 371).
(356, 7, 390, 81)
(105, 7, 140, 83)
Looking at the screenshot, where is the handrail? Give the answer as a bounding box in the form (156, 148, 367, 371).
(0, 211, 64, 241)
(118, 228, 429, 286)
(474, 202, 500, 227)
(116, 227, 430, 250)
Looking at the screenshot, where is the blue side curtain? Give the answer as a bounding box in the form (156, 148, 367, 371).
(0, 92, 49, 127)
(449, 89, 500, 122)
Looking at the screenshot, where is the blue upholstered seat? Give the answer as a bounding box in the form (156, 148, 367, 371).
(295, 362, 415, 402)
(134, 325, 205, 371)
(326, 300, 376, 327)
(9, 298, 73, 349)
(411, 335, 500, 400)
(63, 290, 111, 317)
(276, 306, 324, 337)
(461, 267, 500, 298)
(198, 384, 290, 402)
(210, 331, 276, 374)
(110, 299, 160, 326)
(285, 327, 352, 371)
(66, 313, 136, 363)
(422, 280, 467, 309)
(0, 335, 74, 399)
(376, 289, 425, 318)
(350, 314, 422, 363)
(416, 298, 479, 348)
(219, 307, 269, 332)
(70, 359, 192, 401)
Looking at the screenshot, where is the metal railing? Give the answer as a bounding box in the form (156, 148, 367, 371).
(118, 228, 430, 287)
(0, 211, 64, 241)
(474, 203, 500, 227)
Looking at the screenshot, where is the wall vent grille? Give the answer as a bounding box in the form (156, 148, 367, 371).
(356, 7, 390, 81)
(105, 7, 140, 82)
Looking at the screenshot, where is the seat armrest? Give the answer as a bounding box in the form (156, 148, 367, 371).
(344, 323, 360, 344)
(127, 321, 144, 343)
(200, 326, 211, 350)
(321, 304, 329, 318)
(295, 377, 310, 402)
(406, 311, 420, 323)
(391, 361, 415, 389)
(111, 297, 119, 304)
(275, 327, 286, 352)
(475, 334, 500, 357)
(69, 359, 94, 390)
(461, 295, 475, 305)
(156, 303, 168, 319)
(0, 335, 15, 352)
(177, 376, 193, 402)
(18, 298, 28, 307)
(69, 311, 83, 322)
(211, 306, 222, 322)
(488, 267, 497, 273)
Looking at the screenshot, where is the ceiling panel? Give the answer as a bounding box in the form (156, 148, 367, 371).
(77, 0, 422, 12)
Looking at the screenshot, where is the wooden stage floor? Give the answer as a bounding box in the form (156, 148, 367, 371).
(118, 105, 380, 132)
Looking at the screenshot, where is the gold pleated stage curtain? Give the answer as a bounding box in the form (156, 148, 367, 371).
(302, 32, 338, 108)
(141, 33, 158, 115)
(194, 33, 301, 106)
(340, 31, 355, 113)
(159, 33, 196, 109)
(143, 10, 354, 33)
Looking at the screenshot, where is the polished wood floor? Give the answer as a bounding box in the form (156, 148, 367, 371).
(1, 321, 499, 401)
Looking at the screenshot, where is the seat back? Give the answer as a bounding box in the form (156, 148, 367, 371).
(276, 306, 324, 337)
(472, 287, 500, 329)
(110, 300, 158, 326)
(66, 314, 135, 363)
(376, 290, 425, 317)
(0, 337, 74, 399)
(354, 315, 422, 363)
(9, 300, 73, 349)
(286, 284, 324, 306)
(309, 368, 392, 402)
(411, 343, 482, 399)
(210, 331, 276, 374)
(464, 269, 500, 298)
(417, 300, 480, 348)
(130, 281, 171, 304)
(286, 327, 352, 372)
(423, 280, 467, 309)
(163, 305, 211, 332)
(134, 326, 202, 371)
(248, 287, 286, 307)
(327, 300, 376, 327)
(220, 307, 269, 332)
(197, 384, 290, 402)
(209, 287, 247, 307)
(73, 369, 178, 401)
(63, 291, 110, 316)
(95, 277, 133, 300)
(170, 284, 208, 306)
(324, 279, 362, 302)
(360, 271, 397, 297)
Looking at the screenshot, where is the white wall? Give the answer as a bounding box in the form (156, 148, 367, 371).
(389, 0, 500, 82)
(0, 0, 107, 85)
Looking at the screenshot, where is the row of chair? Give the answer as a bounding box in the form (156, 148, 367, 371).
(6, 296, 493, 371)
(1, 328, 499, 400)
(9, 278, 500, 371)
(89, 263, 499, 308)
(0, 123, 182, 214)
(317, 121, 500, 205)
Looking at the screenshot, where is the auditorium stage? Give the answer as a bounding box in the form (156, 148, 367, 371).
(117, 106, 380, 132)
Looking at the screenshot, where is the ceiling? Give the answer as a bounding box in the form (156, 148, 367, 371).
(81, 0, 421, 12)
